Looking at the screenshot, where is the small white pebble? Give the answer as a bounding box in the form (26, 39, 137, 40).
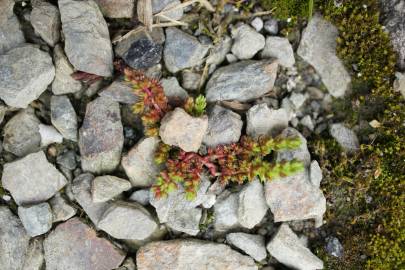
(250, 17, 264, 32)
(22, 1, 26, 7)
(2, 195, 11, 201)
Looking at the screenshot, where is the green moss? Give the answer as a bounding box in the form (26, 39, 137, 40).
(260, 0, 314, 19)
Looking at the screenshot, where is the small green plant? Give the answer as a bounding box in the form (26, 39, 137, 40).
(184, 94, 207, 117)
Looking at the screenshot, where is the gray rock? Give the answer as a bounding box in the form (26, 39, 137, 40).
(0, 44, 55, 108)
(206, 60, 278, 102)
(160, 77, 189, 103)
(300, 115, 315, 131)
(181, 70, 201, 91)
(59, 0, 113, 76)
(251, 17, 264, 32)
(123, 38, 163, 69)
(2, 151, 67, 206)
(163, 27, 209, 73)
(0, 206, 30, 270)
(394, 72, 405, 98)
(51, 45, 83, 95)
(309, 160, 322, 188)
(231, 24, 265, 60)
(203, 105, 243, 148)
(238, 179, 268, 229)
(0, 0, 25, 54)
(22, 238, 44, 270)
(264, 18, 278, 35)
(159, 107, 208, 152)
(326, 236, 344, 258)
(92, 175, 131, 203)
(98, 202, 158, 240)
(226, 53, 238, 63)
(226, 233, 267, 262)
(214, 192, 240, 232)
(30, 2, 60, 46)
(246, 104, 288, 138)
(136, 239, 258, 270)
(57, 150, 77, 170)
(267, 224, 323, 270)
(18, 203, 53, 237)
(79, 96, 124, 174)
(94, 0, 135, 18)
(329, 123, 359, 152)
(276, 128, 311, 167)
(71, 173, 109, 226)
(206, 35, 232, 66)
(129, 189, 150, 205)
(0, 102, 7, 125)
(261, 37, 295, 68)
(298, 14, 351, 97)
(99, 78, 138, 104)
(51, 95, 78, 141)
(49, 193, 77, 222)
(152, 0, 183, 22)
(44, 218, 125, 270)
(2, 109, 41, 157)
(38, 124, 63, 147)
(122, 136, 161, 187)
(290, 92, 308, 110)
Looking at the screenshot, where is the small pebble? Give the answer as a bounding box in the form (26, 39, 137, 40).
(250, 17, 264, 32)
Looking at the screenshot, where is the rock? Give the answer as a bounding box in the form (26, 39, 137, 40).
(251, 17, 264, 32)
(301, 115, 315, 131)
(51, 45, 83, 95)
(99, 78, 138, 104)
(57, 150, 77, 170)
(290, 92, 308, 110)
(181, 70, 201, 91)
(261, 37, 295, 68)
(206, 35, 232, 66)
(122, 136, 161, 187)
(226, 233, 267, 262)
(30, 2, 60, 46)
(59, 0, 113, 76)
(123, 38, 163, 69)
(0, 102, 7, 124)
(214, 192, 240, 232)
(71, 173, 109, 226)
(2, 109, 41, 157)
(163, 27, 209, 73)
(206, 60, 278, 102)
(98, 201, 159, 240)
(51, 95, 78, 141)
(117, 257, 136, 270)
(152, 0, 183, 22)
(329, 123, 359, 152)
(203, 105, 243, 148)
(18, 203, 53, 237)
(309, 160, 322, 187)
(94, 0, 135, 18)
(298, 14, 351, 97)
(267, 224, 323, 270)
(0, 0, 25, 54)
(394, 72, 405, 98)
(246, 104, 288, 138)
(231, 24, 265, 60)
(129, 189, 150, 205)
(0, 44, 55, 108)
(49, 193, 77, 222)
(238, 179, 268, 229)
(276, 128, 311, 167)
(92, 176, 131, 203)
(160, 77, 189, 103)
(38, 124, 63, 147)
(326, 236, 344, 258)
(136, 239, 258, 270)
(264, 18, 278, 35)
(2, 151, 67, 205)
(159, 108, 208, 152)
(22, 238, 44, 270)
(79, 96, 124, 174)
(44, 218, 125, 270)
(226, 53, 238, 63)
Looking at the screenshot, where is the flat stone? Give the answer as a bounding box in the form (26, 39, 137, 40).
(122, 136, 161, 187)
(99, 78, 138, 104)
(38, 124, 63, 147)
(44, 218, 125, 270)
(49, 193, 77, 222)
(2, 109, 41, 157)
(181, 70, 201, 91)
(309, 160, 322, 188)
(92, 175, 131, 203)
(238, 179, 268, 229)
(226, 233, 267, 262)
(98, 201, 159, 240)
(129, 189, 150, 205)
(2, 151, 67, 206)
(246, 104, 288, 138)
(51, 95, 78, 141)
(159, 107, 208, 152)
(31, 2, 60, 46)
(0, 206, 30, 270)
(0, 44, 55, 108)
(298, 14, 351, 97)
(59, 0, 113, 76)
(261, 36, 295, 68)
(206, 60, 278, 102)
(394, 72, 405, 98)
(94, 0, 135, 18)
(0, 0, 25, 54)
(206, 35, 232, 66)
(214, 192, 240, 232)
(251, 17, 264, 32)
(160, 77, 189, 103)
(231, 24, 265, 60)
(326, 236, 344, 258)
(329, 123, 359, 152)
(18, 203, 53, 237)
(203, 105, 243, 148)
(152, 0, 183, 22)
(136, 239, 258, 270)
(123, 38, 163, 69)
(267, 224, 323, 270)
(79, 96, 124, 174)
(56, 150, 77, 170)
(276, 128, 311, 167)
(163, 27, 209, 73)
(22, 238, 44, 270)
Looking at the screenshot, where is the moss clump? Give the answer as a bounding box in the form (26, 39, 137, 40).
(260, 0, 314, 19)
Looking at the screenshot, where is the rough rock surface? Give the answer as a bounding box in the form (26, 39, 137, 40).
(261, 36, 295, 68)
(39, 124, 63, 147)
(44, 218, 125, 270)
(226, 233, 267, 262)
(123, 38, 163, 69)
(246, 104, 288, 138)
(95, 0, 135, 18)
(298, 14, 351, 97)
(0, 45, 55, 108)
(159, 108, 208, 152)
(2, 151, 67, 205)
(238, 179, 268, 229)
(231, 24, 265, 60)
(79, 96, 123, 174)
(129, 189, 150, 206)
(214, 192, 240, 232)
(59, 0, 113, 76)
(122, 137, 161, 187)
(49, 193, 77, 222)
(99, 78, 138, 104)
(267, 224, 324, 270)
(310, 160, 323, 188)
(0, 0, 25, 54)
(206, 35, 232, 66)
(18, 203, 53, 237)
(206, 60, 278, 102)
(22, 239, 44, 270)
(161, 77, 189, 103)
(136, 239, 258, 270)
(329, 123, 359, 152)
(152, 0, 183, 21)
(276, 128, 311, 167)
(31, 2, 60, 46)
(51, 95, 78, 141)
(92, 175, 131, 202)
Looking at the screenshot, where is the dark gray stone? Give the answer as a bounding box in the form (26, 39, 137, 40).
(123, 38, 163, 69)
(51, 95, 78, 141)
(99, 78, 139, 104)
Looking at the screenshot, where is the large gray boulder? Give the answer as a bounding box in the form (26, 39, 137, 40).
(0, 0, 25, 54)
